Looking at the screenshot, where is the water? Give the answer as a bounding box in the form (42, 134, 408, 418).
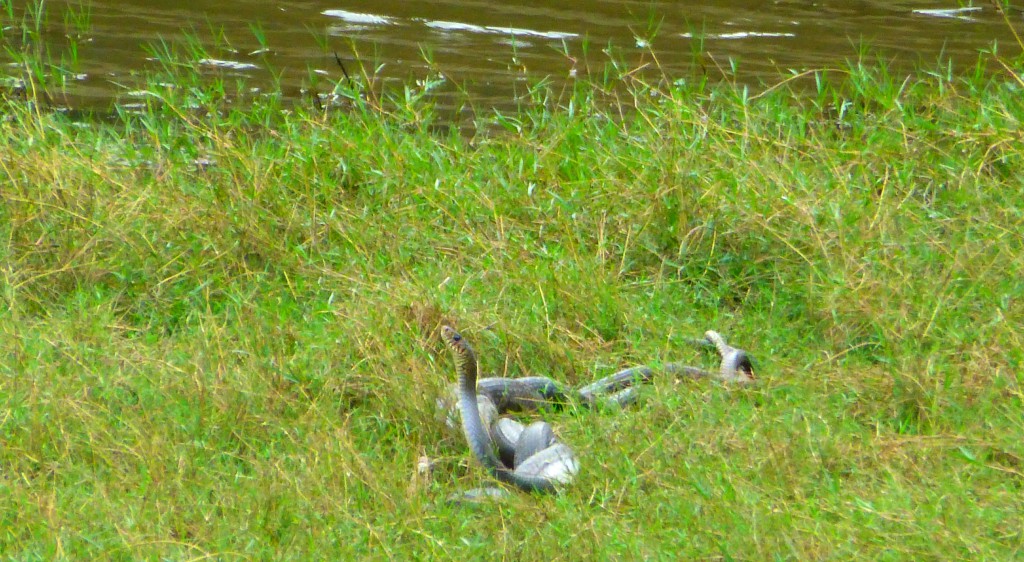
(4, 1, 1022, 111)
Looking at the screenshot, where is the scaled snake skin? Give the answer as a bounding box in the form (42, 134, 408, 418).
(441, 326, 579, 495)
(439, 327, 755, 499)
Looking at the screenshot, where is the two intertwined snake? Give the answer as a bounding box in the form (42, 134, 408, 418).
(440, 326, 755, 497)
(441, 326, 578, 494)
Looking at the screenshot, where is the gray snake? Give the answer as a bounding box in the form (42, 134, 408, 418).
(445, 329, 754, 415)
(439, 327, 754, 497)
(441, 326, 578, 494)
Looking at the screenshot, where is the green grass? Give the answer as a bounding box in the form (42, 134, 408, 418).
(2, 32, 1024, 559)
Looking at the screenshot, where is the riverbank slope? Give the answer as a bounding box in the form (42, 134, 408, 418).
(2, 60, 1022, 559)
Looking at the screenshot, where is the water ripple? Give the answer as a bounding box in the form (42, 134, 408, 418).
(420, 19, 577, 40)
(322, 9, 395, 25)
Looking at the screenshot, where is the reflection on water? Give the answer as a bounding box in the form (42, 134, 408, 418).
(3, 1, 1022, 111)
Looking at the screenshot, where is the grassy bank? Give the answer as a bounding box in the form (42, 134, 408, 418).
(2, 48, 1024, 559)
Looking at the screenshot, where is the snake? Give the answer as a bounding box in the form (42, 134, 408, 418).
(702, 330, 755, 382)
(441, 326, 579, 495)
(440, 329, 754, 417)
(438, 327, 755, 499)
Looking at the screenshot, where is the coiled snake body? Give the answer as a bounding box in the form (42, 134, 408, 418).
(439, 327, 754, 499)
(441, 326, 578, 494)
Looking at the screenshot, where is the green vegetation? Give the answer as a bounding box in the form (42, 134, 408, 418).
(2, 18, 1024, 560)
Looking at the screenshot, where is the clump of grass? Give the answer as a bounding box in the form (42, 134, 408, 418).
(1, 27, 1023, 559)
(0, 0, 91, 107)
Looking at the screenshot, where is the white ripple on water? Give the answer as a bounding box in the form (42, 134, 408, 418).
(420, 19, 577, 40)
(321, 9, 394, 25)
(198, 58, 259, 70)
(911, 7, 982, 22)
(680, 31, 796, 40)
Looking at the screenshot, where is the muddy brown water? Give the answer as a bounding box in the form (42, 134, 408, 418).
(4, 1, 1023, 112)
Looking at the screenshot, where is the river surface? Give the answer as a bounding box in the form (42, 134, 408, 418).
(4, 1, 1023, 111)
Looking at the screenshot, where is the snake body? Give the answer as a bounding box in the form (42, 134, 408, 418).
(438, 326, 755, 499)
(491, 418, 524, 468)
(476, 376, 572, 412)
(443, 329, 754, 419)
(703, 330, 755, 382)
(513, 421, 555, 468)
(441, 326, 578, 494)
